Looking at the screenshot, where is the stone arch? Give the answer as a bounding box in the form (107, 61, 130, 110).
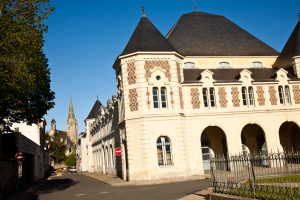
(200, 126, 228, 171)
(241, 124, 267, 154)
(201, 126, 228, 156)
(279, 121, 300, 152)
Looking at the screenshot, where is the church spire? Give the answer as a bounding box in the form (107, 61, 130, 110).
(68, 97, 75, 120)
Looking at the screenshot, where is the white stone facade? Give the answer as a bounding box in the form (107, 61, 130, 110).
(86, 13, 300, 182)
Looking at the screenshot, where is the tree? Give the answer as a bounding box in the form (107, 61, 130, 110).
(48, 132, 67, 164)
(65, 146, 76, 167)
(0, 0, 55, 133)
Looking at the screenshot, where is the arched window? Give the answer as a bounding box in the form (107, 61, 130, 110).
(157, 136, 172, 166)
(184, 62, 195, 69)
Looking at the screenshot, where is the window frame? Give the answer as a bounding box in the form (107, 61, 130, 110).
(157, 136, 173, 166)
(241, 86, 255, 106)
(152, 87, 168, 109)
(278, 85, 292, 105)
(202, 87, 216, 108)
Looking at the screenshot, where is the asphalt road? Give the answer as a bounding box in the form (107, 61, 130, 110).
(31, 174, 211, 200)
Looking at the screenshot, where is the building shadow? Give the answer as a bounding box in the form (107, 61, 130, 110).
(37, 178, 78, 195)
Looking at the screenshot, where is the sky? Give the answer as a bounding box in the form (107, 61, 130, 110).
(44, 0, 300, 134)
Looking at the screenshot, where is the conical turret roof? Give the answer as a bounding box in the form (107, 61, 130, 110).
(276, 19, 300, 64)
(120, 16, 176, 56)
(86, 99, 102, 120)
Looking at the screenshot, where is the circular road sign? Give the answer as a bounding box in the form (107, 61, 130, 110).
(115, 147, 122, 156)
(15, 152, 24, 161)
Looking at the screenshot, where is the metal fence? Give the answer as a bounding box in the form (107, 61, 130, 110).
(210, 152, 300, 200)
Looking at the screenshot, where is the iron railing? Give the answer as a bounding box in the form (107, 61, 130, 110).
(210, 152, 300, 200)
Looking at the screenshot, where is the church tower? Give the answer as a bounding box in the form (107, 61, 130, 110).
(66, 98, 78, 144)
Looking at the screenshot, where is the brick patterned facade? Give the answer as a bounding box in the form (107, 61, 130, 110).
(179, 87, 184, 109)
(256, 86, 266, 106)
(176, 62, 181, 83)
(129, 89, 138, 111)
(218, 87, 227, 108)
(144, 60, 171, 82)
(269, 86, 277, 106)
(231, 87, 240, 107)
(127, 61, 136, 85)
(190, 88, 200, 109)
(170, 87, 174, 108)
(293, 85, 300, 104)
(146, 87, 151, 109)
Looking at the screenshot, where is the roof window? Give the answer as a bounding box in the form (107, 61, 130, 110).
(219, 62, 230, 68)
(252, 61, 263, 68)
(184, 62, 195, 69)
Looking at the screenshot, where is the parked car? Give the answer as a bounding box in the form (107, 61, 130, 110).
(69, 166, 77, 173)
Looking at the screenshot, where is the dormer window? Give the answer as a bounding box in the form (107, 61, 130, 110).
(184, 62, 195, 69)
(219, 62, 230, 69)
(252, 61, 263, 68)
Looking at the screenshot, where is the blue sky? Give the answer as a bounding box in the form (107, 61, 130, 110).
(44, 0, 300, 133)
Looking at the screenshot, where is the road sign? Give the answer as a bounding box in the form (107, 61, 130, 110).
(15, 152, 24, 161)
(114, 147, 122, 156)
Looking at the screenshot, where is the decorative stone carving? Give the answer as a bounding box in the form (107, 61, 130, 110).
(176, 62, 181, 83)
(146, 88, 151, 109)
(129, 89, 138, 111)
(127, 61, 136, 85)
(256, 86, 265, 106)
(144, 60, 171, 82)
(218, 87, 227, 108)
(268, 86, 277, 105)
(170, 88, 174, 108)
(293, 85, 300, 104)
(179, 87, 184, 109)
(231, 87, 240, 107)
(190, 88, 200, 109)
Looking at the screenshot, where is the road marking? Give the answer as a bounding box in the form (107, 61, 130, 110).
(99, 191, 110, 194)
(74, 193, 86, 197)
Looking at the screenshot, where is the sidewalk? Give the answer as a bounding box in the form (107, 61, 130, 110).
(83, 172, 212, 199)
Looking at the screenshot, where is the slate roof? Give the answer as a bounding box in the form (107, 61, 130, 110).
(86, 99, 102, 120)
(183, 68, 298, 83)
(121, 16, 176, 56)
(166, 12, 278, 56)
(276, 20, 300, 64)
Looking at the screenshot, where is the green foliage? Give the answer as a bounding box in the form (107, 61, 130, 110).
(0, 0, 55, 133)
(65, 152, 76, 167)
(49, 132, 67, 164)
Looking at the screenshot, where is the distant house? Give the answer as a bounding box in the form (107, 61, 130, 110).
(84, 12, 300, 181)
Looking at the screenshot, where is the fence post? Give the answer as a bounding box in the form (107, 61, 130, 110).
(250, 154, 256, 197)
(210, 158, 216, 192)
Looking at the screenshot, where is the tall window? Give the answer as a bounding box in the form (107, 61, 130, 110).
(202, 88, 216, 108)
(241, 86, 255, 106)
(157, 136, 172, 166)
(279, 86, 291, 105)
(153, 87, 168, 109)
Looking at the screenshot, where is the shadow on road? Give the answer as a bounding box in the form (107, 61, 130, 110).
(37, 178, 79, 195)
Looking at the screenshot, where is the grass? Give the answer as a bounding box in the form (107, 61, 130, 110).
(255, 174, 300, 183)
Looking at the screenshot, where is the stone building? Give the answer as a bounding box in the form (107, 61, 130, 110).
(48, 98, 78, 154)
(86, 12, 300, 181)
